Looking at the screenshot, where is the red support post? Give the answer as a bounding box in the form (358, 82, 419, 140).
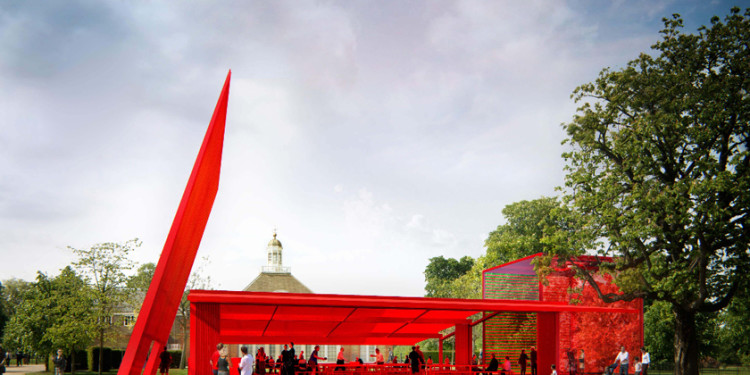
(454, 321, 472, 366)
(144, 342, 163, 375)
(190, 303, 221, 375)
(537, 312, 558, 375)
(439, 337, 443, 364)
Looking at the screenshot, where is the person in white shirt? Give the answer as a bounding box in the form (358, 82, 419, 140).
(551, 364, 557, 375)
(634, 359, 642, 375)
(640, 348, 650, 375)
(239, 346, 254, 375)
(613, 346, 629, 375)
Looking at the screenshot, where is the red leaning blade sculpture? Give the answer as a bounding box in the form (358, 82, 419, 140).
(118, 71, 231, 375)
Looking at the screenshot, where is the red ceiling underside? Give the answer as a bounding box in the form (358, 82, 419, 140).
(189, 290, 639, 346)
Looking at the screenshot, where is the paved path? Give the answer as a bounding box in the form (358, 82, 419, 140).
(4, 364, 46, 375)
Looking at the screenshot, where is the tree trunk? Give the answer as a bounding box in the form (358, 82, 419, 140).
(673, 306, 699, 375)
(71, 348, 76, 375)
(180, 324, 188, 369)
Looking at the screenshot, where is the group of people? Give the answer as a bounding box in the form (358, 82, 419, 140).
(210, 342, 332, 375)
(607, 347, 650, 375)
(204, 343, 650, 375)
(483, 347, 538, 375)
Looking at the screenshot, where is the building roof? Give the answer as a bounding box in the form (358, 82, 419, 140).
(242, 272, 313, 293)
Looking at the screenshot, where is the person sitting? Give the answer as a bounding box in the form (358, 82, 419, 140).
(472, 354, 482, 372)
(298, 355, 308, 372)
(502, 357, 512, 375)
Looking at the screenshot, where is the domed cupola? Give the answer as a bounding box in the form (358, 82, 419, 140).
(263, 230, 289, 273)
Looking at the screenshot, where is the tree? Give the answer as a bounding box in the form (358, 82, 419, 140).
(554, 8, 750, 375)
(72, 239, 138, 375)
(485, 197, 574, 265)
(1, 274, 53, 363)
(0, 279, 34, 338)
(126, 262, 156, 314)
(714, 287, 750, 365)
(45, 267, 95, 375)
(424, 256, 474, 297)
(423, 197, 572, 299)
(2, 269, 93, 374)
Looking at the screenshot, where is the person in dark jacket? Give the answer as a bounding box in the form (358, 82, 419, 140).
(53, 349, 67, 375)
(408, 347, 422, 374)
(486, 354, 499, 373)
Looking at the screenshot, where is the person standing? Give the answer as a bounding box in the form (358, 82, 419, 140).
(551, 365, 557, 375)
(530, 347, 537, 375)
(240, 346, 254, 375)
(53, 349, 67, 375)
(408, 347, 421, 374)
(369, 348, 384, 365)
(416, 345, 425, 372)
(579, 350, 584, 375)
(308, 345, 327, 374)
(640, 348, 649, 375)
(518, 350, 529, 375)
(286, 343, 296, 375)
(217, 346, 232, 375)
(256, 348, 267, 375)
(159, 347, 172, 375)
(211, 343, 225, 375)
(613, 346, 629, 375)
(335, 347, 345, 371)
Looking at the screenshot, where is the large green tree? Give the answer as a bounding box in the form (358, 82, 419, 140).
(554, 8, 749, 375)
(2, 269, 94, 374)
(72, 239, 138, 375)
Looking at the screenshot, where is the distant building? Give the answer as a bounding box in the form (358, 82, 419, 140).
(240, 231, 380, 362)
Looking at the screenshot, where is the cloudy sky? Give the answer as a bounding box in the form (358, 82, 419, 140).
(0, 0, 738, 297)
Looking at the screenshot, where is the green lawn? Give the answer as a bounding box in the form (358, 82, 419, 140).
(31, 369, 189, 375)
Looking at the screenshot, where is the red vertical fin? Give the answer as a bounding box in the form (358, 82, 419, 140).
(118, 71, 231, 375)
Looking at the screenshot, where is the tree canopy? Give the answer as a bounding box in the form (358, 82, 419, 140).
(553, 7, 750, 375)
(72, 239, 138, 375)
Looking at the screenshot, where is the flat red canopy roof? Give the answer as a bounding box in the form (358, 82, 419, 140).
(188, 290, 639, 346)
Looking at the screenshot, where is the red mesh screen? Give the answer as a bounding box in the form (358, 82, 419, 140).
(542, 272, 643, 374)
(483, 256, 643, 374)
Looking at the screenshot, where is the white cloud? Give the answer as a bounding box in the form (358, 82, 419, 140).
(0, 0, 732, 296)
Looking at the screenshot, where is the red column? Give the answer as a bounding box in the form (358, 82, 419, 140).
(190, 302, 221, 375)
(454, 321, 472, 367)
(537, 312, 558, 375)
(144, 342, 164, 375)
(439, 338, 443, 364)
